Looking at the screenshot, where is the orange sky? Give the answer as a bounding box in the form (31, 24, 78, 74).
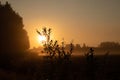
(1, 0, 120, 48)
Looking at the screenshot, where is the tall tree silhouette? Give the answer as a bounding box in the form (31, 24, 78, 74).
(0, 2, 30, 54)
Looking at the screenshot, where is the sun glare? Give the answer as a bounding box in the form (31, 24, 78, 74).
(38, 35, 47, 44)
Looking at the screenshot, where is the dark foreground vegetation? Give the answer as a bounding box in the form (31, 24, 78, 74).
(0, 53, 120, 80)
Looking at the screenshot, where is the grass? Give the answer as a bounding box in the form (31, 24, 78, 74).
(0, 53, 120, 80)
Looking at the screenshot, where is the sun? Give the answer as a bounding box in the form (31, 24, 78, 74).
(38, 35, 47, 44)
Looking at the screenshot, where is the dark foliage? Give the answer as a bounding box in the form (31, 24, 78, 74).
(0, 2, 30, 54)
(37, 27, 73, 60)
(99, 42, 120, 48)
(0, 2, 30, 70)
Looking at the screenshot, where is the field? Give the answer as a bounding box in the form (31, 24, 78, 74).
(0, 53, 120, 80)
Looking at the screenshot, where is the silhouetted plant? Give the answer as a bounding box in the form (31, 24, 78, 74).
(36, 27, 73, 60)
(85, 48, 94, 63)
(36, 27, 74, 80)
(84, 48, 96, 80)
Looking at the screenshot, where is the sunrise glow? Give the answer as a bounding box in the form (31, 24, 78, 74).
(38, 35, 47, 45)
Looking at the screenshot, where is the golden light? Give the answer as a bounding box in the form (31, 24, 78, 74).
(38, 35, 47, 44)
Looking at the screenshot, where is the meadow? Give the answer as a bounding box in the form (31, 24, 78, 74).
(0, 53, 120, 80)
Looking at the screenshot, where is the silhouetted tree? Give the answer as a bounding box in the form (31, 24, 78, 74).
(0, 2, 30, 54)
(99, 42, 120, 48)
(75, 44, 81, 52)
(82, 43, 87, 48)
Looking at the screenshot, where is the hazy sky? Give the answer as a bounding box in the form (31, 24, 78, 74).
(1, 0, 120, 48)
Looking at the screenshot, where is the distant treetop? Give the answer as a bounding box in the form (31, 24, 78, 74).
(99, 42, 120, 48)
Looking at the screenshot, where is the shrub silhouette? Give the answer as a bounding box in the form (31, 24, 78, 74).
(37, 27, 73, 60)
(36, 27, 74, 80)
